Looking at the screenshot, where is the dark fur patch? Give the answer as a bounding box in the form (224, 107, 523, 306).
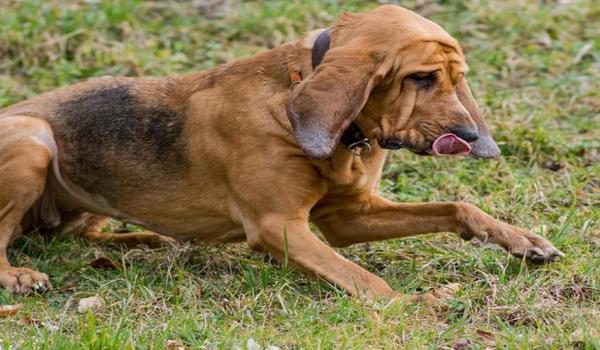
(53, 85, 187, 195)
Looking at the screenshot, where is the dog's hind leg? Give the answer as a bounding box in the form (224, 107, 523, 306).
(62, 213, 177, 248)
(0, 116, 54, 293)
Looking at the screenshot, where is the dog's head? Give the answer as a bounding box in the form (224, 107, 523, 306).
(287, 5, 500, 159)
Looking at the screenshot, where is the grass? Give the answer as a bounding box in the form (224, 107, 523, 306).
(0, 0, 598, 348)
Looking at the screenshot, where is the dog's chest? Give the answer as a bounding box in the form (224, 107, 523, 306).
(316, 150, 383, 193)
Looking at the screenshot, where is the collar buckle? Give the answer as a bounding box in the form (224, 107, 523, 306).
(348, 138, 372, 157)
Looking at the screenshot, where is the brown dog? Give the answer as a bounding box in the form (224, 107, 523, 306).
(0, 5, 563, 297)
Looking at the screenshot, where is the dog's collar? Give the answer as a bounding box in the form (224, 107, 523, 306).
(289, 29, 370, 156)
(311, 28, 332, 69)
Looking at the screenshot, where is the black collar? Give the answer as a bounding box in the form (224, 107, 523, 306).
(311, 29, 332, 69)
(311, 29, 368, 149)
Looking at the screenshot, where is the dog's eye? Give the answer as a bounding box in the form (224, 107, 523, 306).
(407, 72, 436, 89)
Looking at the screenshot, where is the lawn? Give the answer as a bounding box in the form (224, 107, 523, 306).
(0, 0, 598, 348)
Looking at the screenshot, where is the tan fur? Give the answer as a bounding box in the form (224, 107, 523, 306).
(0, 5, 562, 297)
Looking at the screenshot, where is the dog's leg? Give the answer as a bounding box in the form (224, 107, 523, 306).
(0, 117, 54, 293)
(244, 215, 457, 301)
(244, 215, 396, 298)
(314, 195, 563, 263)
(62, 213, 177, 248)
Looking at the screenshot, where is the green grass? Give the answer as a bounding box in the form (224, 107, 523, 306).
(1, 0, 599, 348)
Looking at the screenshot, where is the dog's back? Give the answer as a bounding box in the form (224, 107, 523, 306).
(1, 76, 193, 198)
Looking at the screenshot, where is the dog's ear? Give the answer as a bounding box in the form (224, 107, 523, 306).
(287, 47, 386, 159)
(455, 79, 501, 158)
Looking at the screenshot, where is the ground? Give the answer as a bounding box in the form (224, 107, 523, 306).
(0, 0, 598, 349)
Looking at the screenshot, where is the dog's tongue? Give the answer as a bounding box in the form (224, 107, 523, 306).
(431, 133, 472, 156)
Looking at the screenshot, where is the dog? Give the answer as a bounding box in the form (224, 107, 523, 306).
(0, 5, 563, 298)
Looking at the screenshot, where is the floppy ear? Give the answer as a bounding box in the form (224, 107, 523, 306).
(455, 79, 501, 158)
(287, 47, 385, 159)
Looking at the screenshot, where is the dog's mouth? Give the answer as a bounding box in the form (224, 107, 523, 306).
(378, 133, 472, 156)
(428, 133, 472, 156)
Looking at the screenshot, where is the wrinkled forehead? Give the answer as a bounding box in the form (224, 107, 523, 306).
(333, 6, 467, 71)
(397, 41, 468, 75)
(335, 6, 456, 42)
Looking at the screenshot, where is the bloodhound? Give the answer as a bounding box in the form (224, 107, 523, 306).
(0, 5, 563, 298)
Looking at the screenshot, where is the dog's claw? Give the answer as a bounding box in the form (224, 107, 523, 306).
(0, 267, 51, 294)
(552, 248, 565, 258)
(32, 281, 50, 294)
(511, 246, 565, 265)
(528, 254, 547, 265)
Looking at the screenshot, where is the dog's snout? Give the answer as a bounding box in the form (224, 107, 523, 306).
(449, 128, 479, 143)
(379, 138, 404, 150)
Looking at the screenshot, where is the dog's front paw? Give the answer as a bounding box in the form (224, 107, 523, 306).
(488, 224, 564, 264)
(0, 266, 52, 294)
(506, 228, 564, 264)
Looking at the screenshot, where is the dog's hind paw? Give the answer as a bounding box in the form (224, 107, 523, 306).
(0, 266, 52, 294)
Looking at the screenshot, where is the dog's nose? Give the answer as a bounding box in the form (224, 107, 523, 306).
(379, 138, 404, 150)
(449, 128, 479, 143)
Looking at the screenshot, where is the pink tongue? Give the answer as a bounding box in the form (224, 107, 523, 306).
(432, 133, 472, 156)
